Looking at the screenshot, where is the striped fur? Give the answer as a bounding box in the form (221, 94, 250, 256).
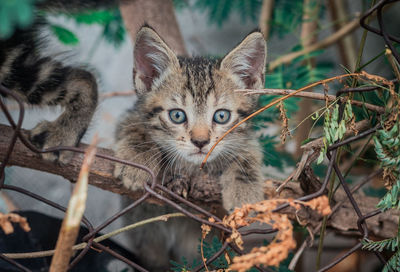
(115, 27, 267, 270)
(115, 26, 267, 211)
(0, 6, 101, 162)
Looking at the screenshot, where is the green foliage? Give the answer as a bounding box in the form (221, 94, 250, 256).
(363, 238, 400, 272)
(382, 250, 400, 272)
(373, 121, 400, 212)
(50, 24, 79, 45)
(71, 10, 114, 24)
(364, 92, 400, 271)
(254, 48, 332, 170)
(193, 0, 261, 27)
(317, 100, 354, 164)
(374, 123, 400, 170)
(170, 256, 201, 272)
(100, 9, 125, 48)
(65, 8, 126, 48)
(362, 237, 399, 252)
(376, 180, 400, 211)
(259, 135, 294, 170)
(171, 236, 294, 271)
(171, 236, 231, 271)
(269, 0, 303, 38)
(0, 0, 37, 39)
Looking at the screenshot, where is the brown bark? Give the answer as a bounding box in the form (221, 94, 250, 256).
(1, 124, 398, 238)
(0, 124, 221, 205)
(259, 0, 275, 40)
(294, 0, 320, 158)
(328, 0, 357, 71)
(268, 18, 360, 70)
(119, 0, 187, 56)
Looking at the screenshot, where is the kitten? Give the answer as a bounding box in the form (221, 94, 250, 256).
(0, 0, 116, 162)
(114, 26, 267, 270)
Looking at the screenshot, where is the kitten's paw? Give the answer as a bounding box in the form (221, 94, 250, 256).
(29, 120, 83, 163)
(164, 175, 190, 198)
(114, 164, 146, 191)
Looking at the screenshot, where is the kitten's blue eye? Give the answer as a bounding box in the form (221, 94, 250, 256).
(213, 109, 231, 124)
(169, 109, 187, 124)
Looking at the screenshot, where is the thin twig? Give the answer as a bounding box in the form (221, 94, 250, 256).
(49, 135, 98, 272)
(202, 72, 378, 168)
(269, 17, 360, 70)
(236, 88, 385, 113)
(4, 212, 185, 259)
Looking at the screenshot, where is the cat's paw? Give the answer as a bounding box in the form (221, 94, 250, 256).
(164, 175, 190, 198)
(114, 164, 147, 191)
(29, 120, 83, 163)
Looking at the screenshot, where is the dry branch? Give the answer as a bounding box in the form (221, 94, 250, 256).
(0, 124, 398, 239)
(269, 17, 360, 70)
(49, 136, 97, 272)
(259, 0, 274, 40)
(236, 88, 385, 113)
(0, 124, 222, 205)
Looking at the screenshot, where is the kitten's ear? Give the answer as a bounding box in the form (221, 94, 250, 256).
(133, 26, 179, 93)
(220, 32, 267, 89)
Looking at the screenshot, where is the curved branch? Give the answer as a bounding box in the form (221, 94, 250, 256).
(269, 17, 361, 70)
(236, 88, 385, 114)
(1, 123, 398, 239)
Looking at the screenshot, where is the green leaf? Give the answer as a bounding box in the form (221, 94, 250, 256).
(73, 10, 114, 24)
(50, 24, 79, 45)
(194, 0, 261, 27)
(102, 10, 125, 48)
(0, 0, 36, 38)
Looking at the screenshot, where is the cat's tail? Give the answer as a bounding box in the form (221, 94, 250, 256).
(0, 21, 98, 163)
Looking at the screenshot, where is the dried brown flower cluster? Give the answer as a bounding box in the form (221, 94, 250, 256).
(277, 101, 291, 144)
(222, 196, 331, 271)
(0, 212, 31, 234)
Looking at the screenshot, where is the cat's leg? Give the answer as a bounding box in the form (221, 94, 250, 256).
(0, 44, 97, 163)
(113, 116, 161, 190)
(218, 147, 265, 212)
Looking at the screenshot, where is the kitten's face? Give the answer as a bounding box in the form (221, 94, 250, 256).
(133, 27, 266, 166)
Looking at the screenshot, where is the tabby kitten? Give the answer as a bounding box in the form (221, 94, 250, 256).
(114, 26, 267, 271)
(115, 26, 266, 211)
(115, 26, 267, 212)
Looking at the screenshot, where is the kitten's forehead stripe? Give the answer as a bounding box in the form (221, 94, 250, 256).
(178, 56, 218, 106)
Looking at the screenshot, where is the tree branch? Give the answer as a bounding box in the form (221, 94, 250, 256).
(0, 124, 222, 205)
(268, 17, 361, 70)
(1, 124, 398, 239)
(236, 88, 385, 114)
(259, 0, 274, 40)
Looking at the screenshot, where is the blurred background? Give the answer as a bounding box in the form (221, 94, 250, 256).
(1, 0, 400, 271)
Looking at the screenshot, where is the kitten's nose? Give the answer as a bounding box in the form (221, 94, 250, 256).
(190, 125, 210, 149)
(191, 138, 210, 149)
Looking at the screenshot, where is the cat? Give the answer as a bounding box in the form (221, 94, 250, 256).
(0, 0, 116, 162)
(114, 26, 267, 270)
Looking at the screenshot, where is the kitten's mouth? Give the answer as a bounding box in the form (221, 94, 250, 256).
(191, 151, 207, 156)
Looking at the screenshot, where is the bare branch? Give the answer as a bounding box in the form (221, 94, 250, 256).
(0, 124, 222, 205)
(49, 136, 97, 272)
(236, 88, 385, 114)
(259, 0, 274, 40)
(269, 17, 360, 70)
(1, 123, 397, 240)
